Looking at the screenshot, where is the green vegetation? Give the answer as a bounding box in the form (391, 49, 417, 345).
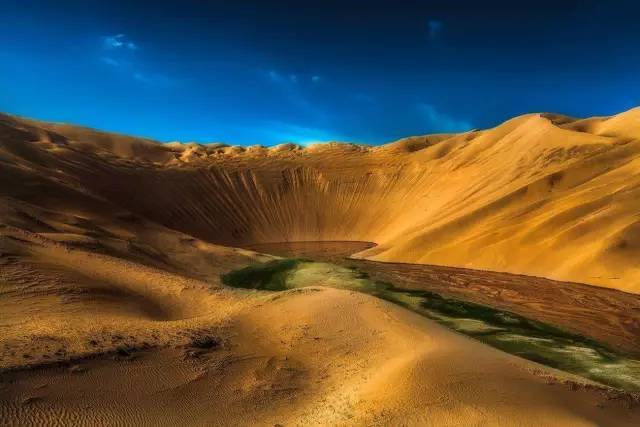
(222, 259, 640, 391)
(222, 259, 301, 291)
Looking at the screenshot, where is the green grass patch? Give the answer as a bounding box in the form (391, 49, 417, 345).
(221, 259, 301, 291)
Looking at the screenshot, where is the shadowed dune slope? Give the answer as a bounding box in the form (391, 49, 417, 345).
(3, 286, 640, 426)
(2, 109, 640, 292)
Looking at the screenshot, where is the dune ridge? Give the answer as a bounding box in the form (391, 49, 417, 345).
(3, 109, 640, 292)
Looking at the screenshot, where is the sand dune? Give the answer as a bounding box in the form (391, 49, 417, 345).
(3, 109, 640, 291)
(3, 284, 639, 426)
(2, 109, 640, 425)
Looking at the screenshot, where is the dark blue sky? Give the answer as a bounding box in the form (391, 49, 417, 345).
(2, 1, 639, 145)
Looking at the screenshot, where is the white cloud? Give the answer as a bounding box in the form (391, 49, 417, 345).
(417, 103, 473, 133)
(102, 34, 138, 50)
(267, 70, 281, 82)
(98, 34, 180, 87)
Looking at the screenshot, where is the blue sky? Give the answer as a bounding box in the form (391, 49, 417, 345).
(1, 0, 639, 146)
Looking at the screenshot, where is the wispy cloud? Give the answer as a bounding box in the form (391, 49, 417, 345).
(100, 56, 121, 67)
(267, 70, 304, 85)
(98, 33, 179, 87)
(267, 70, 281, 83)
(266, 70, 324, 86)
(417, 103, 473, 133)
(263, 69, 326, 119)
(427, 20, 444, 40)
(102, 34, 137, 50)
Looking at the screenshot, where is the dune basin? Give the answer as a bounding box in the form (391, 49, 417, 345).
(2, 111, 640, 426)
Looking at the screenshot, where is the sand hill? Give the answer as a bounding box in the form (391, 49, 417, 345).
(1, 110, 640, 426)
(2, 109, 640, 292)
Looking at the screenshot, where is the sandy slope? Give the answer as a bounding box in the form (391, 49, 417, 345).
(3, 217, 636, 426)
(2, 285, 639, 426)
(3, 109, 640, 291)
(1, 109, 640, 425)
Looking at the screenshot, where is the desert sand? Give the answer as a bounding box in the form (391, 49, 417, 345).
(1, 110, 640, 425)
(5, 109, 640, 291)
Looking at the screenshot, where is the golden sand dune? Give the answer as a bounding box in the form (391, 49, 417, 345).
(1, 110, 640, 425)
(3, 270, 639, 425)
(3, 109, 640, 291)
